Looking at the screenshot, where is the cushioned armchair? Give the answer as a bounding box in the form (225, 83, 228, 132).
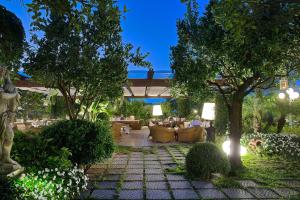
(178, 126, 205, 143)
(149, 126, 175, 143)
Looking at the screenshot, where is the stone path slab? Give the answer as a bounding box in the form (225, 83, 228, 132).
(84, 147, 300, 200)
(119, 189, 143, 200)
(197, 188, 227, 199)
(90, 189, 116, 199)
(146, 190, 172, 199)
(222, 188, 255, 199)
(172, 189, 199, 199)
(247, 188, 280, 199)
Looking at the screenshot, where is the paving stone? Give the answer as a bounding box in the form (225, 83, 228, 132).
(122, 181, 143, 189)
(145, 164, 162, 169)
(166, 174, 186, 181)
(103, 175, 121, 181)
(169, 181, 193, 189)
(114, 154, 128, 158)
(110, 164, 127, 169)
(280, 180, 300, 188)
(191, 180, 216, 189)
(119, 189, 143, 200)
(87, 174, 102, 181)
(146, 181, 168, 189)
(90, 189, 116, 199)
(222, 188, 255, 199)
(146, 174, 166, 181)
(273, 188, 299, 198)
(86, 168, 106, 174)
(145, 168, 163, 174)
(197, 189, 227, 199)
(107, 169, 125, 175)
(145, 161, 160, 165)
(129, 157, 144, 161)
(161, 160, 176, 165)
(172, 189, 199, 199)
(238, 180, 260, 188)
(128, 161, 143, 165)
(79, 190, 91, 199)
(127, 164, 144, 169)
(96, 181, 118, 189)
(125, 174, 143, 181)
(90, 164, 108, 169)
(247, 188, 280, 199)
(126, 168, 143, 174)
(146, 189, 172, 199)
(162, 163, 177, 169)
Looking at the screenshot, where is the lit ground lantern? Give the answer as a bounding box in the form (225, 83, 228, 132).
(222, 140, 247, 156)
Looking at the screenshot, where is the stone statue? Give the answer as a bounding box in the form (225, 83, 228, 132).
(0, 68, 22, 176)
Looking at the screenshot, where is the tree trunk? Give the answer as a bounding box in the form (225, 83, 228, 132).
(228, 96, 243, 172)
(277, 114, 286, 134)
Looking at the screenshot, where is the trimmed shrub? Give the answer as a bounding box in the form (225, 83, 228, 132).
(186, 143, 230, 179)
(12, 131, 72, 171)
(41, 120, 114, 165)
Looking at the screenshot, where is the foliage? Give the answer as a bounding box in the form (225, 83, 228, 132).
(13, 166, 88, 200)
(26, 0, 150, 120)
(88, 100, 114, 122)
(185, 143, 230, 179)
(161, 101, 174, 118)
(172, 0, 300, 168)
(115, 100, 152, 124)
(215, 94, 228, 135)
(12, 131, 73, 171)
(241, 133, 300, 159)
(0, 176, 20, 200)
(49, 95, 67, 119)
(17, 90, 48, 121)
(41, 120, 114, 165)
(0, 5, 24, 68)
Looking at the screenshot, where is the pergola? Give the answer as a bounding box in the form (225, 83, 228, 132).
(15, 70, 173, 99)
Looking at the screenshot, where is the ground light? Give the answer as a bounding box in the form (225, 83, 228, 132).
(222, 140, 247, 156)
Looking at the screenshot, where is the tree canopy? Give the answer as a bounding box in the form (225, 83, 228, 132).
(171, 0, 300, 170)
(26, 0, 150, 120)
(0, 4, 24, 68)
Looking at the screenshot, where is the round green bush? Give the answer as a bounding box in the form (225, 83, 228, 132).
(186, 143, 230, 179)
(41, 120, 114, 165)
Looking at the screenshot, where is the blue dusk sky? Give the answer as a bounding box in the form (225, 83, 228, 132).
(1, 0, 209, 71)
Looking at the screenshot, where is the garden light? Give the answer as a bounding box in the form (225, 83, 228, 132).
(193, 109, 198, 114)
(290, 91, 299, 100)
(222, 140, 247, 156)
(278, 92, 286, 99)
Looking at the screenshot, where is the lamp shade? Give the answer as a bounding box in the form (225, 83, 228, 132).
(201, 103, 215, 120)
(152, 105, 163, 116)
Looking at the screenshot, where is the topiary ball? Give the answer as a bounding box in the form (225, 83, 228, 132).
(186, 143, 230, 179)
(41, 119, 114, 165)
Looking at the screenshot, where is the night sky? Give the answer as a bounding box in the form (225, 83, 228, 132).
(1, 0, 209, 71)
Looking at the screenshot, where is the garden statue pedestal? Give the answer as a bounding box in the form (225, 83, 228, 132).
(0, 68, 22, 177)
(0, 162, 23, 177)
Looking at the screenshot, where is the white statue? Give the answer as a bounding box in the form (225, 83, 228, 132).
(0, 68, 22, 175)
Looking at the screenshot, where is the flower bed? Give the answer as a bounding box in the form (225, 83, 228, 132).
(242, 133, 300, 159)
(6, 166, 88, 200)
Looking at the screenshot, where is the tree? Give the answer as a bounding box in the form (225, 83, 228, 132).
(26, 0, 150, 120)
(171, 0, 300, 170)
(17, 90, 48, 121)
(0, 4, 24, 69)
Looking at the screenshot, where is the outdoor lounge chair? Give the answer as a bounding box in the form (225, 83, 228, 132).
(149, 126, 175, 143)
(177, 126, 205, 143)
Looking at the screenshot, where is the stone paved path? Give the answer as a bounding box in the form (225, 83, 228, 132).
(81, 146, 300, 200)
